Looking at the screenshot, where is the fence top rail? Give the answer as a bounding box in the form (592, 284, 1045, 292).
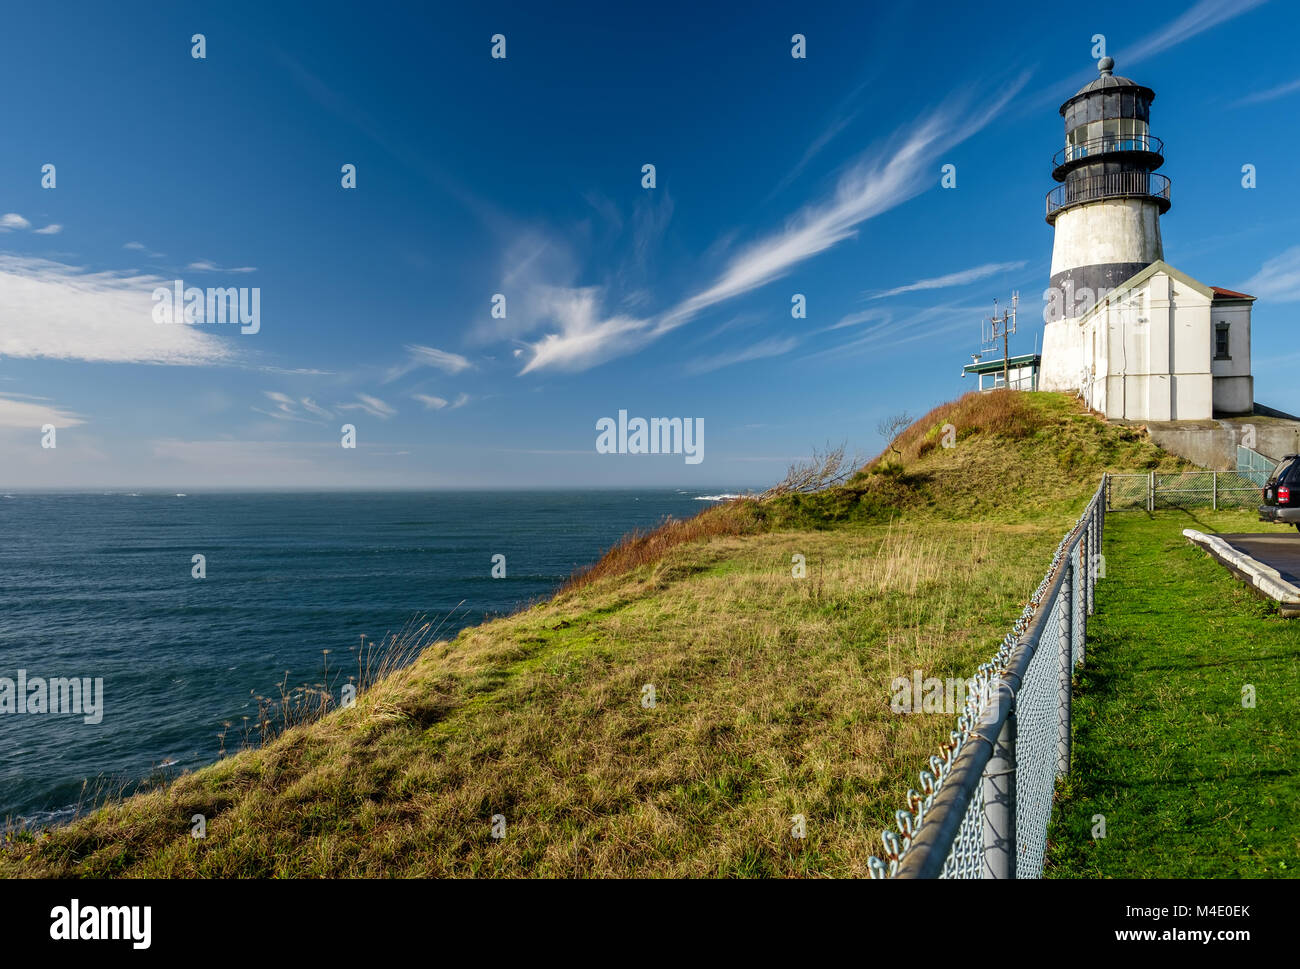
(871, 478, 1105, 879)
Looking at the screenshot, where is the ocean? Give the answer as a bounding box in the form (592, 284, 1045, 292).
(0, 490, 738, 825)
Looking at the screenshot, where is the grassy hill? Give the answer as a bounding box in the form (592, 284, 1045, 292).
(0, 391, 1190, 878)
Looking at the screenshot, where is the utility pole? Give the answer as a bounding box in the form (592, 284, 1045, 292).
(987, 292, 1018, 389)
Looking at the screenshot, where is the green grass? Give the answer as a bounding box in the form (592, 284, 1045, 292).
(1045, 510, 1300, 878)
(0, 391, 1221, 878)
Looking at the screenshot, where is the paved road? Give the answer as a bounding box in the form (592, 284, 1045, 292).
(1222, 533, 1300, 585)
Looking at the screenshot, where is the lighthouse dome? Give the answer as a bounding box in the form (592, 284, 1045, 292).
(1061, 58, 1155, 115)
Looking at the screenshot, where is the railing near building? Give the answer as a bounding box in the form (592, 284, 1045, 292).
(1237, 445, 1278, 488)
(868, 478, 1105, 879)
(1052, 133, 1164, 171)
(1045, 171, 1171, 221)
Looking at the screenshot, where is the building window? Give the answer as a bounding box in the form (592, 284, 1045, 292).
(1215, 321, 1231, 360)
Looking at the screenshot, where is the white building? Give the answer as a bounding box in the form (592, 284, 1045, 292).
(1071, 262, 1254, 421)
(1039, 58, 1254, 420)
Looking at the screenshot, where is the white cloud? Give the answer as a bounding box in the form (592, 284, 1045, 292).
(300, 397, 333, 418)
(767, 111, 860, 199)
(1120, 0, 1269, 67)
(34, 224, 62, 235)
(252, 391, 331, 424)
(406, 344, 472, 373)
(385, 344, 475, 382)
(685, 336, 799, 375)
(803, 300, 987, 361)
(124, 242, 146, 250)
(413, 393, 448, 410)
(0, 213, 32, 231)
(450, 392, 470, 409)
(187, 260, 257, 273)
(516, 76, 1027, 375)
(1233, 77, 1300, 107)
(868, 261, 1027, 300)
(0, 254, 237, 365)
(0, 392, 86, 429)
(518, 287, 652, 374)
(338, 393, 397, 419)
(1241, 246, 1300, 303)
(825, 308, 892, 332)
(256, 366, 336, 376)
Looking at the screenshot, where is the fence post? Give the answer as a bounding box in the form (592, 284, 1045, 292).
(1148, 471, 1155, 512)
(1099, 485, 1106, 549)
(1078, 543, 1088, 665)
(1058, 557, 1073, 777)
(1087, 502, 1097, 618)
(982, 686, 1017, 879)
(1213, 471, 1218, 512)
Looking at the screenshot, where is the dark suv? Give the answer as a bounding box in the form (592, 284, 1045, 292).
(1259, 454, 1300, 533)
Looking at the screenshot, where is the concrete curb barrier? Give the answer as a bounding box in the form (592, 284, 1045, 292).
(1183, 529, 1300, 617)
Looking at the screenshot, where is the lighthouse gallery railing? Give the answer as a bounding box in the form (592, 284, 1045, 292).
(1052, 133, 1164, 170)
(1046, 171, 1171, 220)
(867, 478, 1105, 878)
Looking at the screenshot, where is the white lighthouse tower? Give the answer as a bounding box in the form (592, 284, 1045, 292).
(1039, 56, 1171, 392)
(1034, 57, 1257, 422)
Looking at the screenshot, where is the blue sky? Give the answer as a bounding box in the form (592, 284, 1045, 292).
(1, 0, 1297, 489)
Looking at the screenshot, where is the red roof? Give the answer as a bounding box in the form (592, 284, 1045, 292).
(1212, 286, 1255, 300)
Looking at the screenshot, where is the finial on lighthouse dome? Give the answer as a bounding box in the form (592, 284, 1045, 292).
(1098, 56, 1115, 76)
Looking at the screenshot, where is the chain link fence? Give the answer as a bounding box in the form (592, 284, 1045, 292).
(1106, 470, 1261, 511)
(869, 479, 1104, 879)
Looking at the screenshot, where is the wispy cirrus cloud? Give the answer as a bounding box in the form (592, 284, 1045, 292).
(1022, 0, 1269, 117)
(0, 392, 86, 429)
(1232, 76, 1300, 106)
(804, 300, 988, 361)
(338, 393, 397, 419)
(0, 254, 237, 365)
(517, 286, 653, 374)
(684, 336, 799, 375)
(1241, 245, 1300, 302)
(517, 74, 1029, 376)
(410, 390, 468, 412)
(187, 260, 257, 273)
(125, 241, 166, 258)
(1, 214, 63, 235)
(412, 393, 448, 410)
(252, 391, 334, 424)
(868, 261, 1027, 300)
(384, 344, 475, 382)
(825, 307, 892, 332)
(1119, 0, 1269, 66)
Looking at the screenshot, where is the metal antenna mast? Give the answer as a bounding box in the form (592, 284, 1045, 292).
(986, 292, 1018, 388)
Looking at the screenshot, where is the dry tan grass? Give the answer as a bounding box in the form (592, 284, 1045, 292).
(0, 391, 1185, 878)
(2, 520, 1055, 878)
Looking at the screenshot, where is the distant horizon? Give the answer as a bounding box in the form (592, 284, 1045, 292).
(0, 484, 763, 494)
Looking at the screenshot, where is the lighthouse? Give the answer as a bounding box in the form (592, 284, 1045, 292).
(1039, 56, 1171, 392)
(1034, 57, 1256, 421)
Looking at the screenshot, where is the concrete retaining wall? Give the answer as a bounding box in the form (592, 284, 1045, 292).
(1139, 417, 1300, 469)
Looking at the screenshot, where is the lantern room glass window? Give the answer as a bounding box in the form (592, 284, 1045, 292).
(1065, 118, 1151, 161)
